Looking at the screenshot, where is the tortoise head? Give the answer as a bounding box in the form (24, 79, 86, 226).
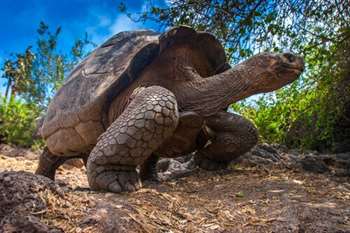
(243, 52, 304, 93)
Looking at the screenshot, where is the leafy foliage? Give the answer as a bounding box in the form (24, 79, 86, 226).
(0, 96, 41, 147)
(0, 2, 349, 152)
(122, 0, 350, 151)
(120, 0, 349, 62)
(232, 28, 350, 151)
(0, 22, 93, 146)
(2, 22, 93, 108)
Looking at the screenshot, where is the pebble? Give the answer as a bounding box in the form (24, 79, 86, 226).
(105, 193, 115, 198)
(24, 152, 38, 160)
(4, 176, 11, 182)
(25, 161, 32, 166)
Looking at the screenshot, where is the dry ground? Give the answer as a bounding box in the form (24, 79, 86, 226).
(0, 150, 349, 233)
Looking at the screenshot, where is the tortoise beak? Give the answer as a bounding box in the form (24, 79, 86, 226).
(279, 52, 305, 74)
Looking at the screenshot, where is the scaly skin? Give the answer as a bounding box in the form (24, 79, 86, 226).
(36, 40, 304, 191)
(139, 111, 203, 181)
(195, 111, 258, 170)
(155, 111, 203, 158)
(87, 86, 179, 192)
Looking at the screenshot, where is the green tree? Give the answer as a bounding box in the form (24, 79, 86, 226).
(0, 22, 93, 146)
(3, 48, 35, 100)
(120, 0, 349, 62)
(121, 0, 350, 151)
(2, 21, 93, 108)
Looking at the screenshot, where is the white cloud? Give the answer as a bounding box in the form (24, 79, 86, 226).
(85, 1, 154, 46)
(164, 0, 174, 5)
(97, 15, 112, 27)
(85, 12, 145, 46)
(108, 14, 144, 35)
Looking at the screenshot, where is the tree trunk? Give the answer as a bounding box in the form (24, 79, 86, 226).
(4, 78, 12, 101)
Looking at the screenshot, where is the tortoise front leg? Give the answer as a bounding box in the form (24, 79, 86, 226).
(87, 86, 179, 193)
(195, 111, 258, 170)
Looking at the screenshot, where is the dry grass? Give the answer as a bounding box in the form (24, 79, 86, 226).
(0, 153, 349, 232)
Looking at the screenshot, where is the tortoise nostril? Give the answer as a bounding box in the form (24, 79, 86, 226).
(282, 52, 296, 63)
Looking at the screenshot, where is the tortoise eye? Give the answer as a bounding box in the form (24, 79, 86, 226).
(282, 52, 296, 63)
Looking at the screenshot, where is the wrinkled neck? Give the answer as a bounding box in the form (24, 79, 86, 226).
(174, 64, 257, 116)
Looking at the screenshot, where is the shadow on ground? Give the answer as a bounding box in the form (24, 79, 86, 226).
(0, 144, 349, 232)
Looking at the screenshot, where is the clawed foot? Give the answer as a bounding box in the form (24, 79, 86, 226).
(89, 168, 142, 193)
(139, 154, 160, 183)
(194, 155, 229, 171)
(139, 170, 160, 183)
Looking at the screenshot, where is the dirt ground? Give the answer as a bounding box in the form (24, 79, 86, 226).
(0, 149, 349, 233)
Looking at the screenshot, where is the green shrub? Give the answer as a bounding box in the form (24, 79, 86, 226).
(232, 85, 335, 150)
(0, 95, 42, 147)
(231, 27, 350, 152)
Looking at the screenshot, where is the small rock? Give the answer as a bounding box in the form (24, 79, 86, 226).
(157, 157, 196, 181)
(24, 151, 39, 160)
(157, 158, 171, 172)
(0, 171, 65, 232)
(300, 156, 330, 173)
(4, 176, 11, 182)
(335, 153, 350, 161)
(260, 143, 279, 154)
(104, 193, 115, 198)
(25, 161, 33, 167)
(63, 158, 84, 169)
(335, 168, 350, 177)
(1, 214, 63, 233)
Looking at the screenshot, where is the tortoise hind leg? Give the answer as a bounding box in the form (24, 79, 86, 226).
(195, 111, 258, 170)
(87, 86, 179, 193)
(35, 147, 69, 180)
(36, 147, 88, 180)
(140, 112, 203, 182)
(139, 154, 159, 182)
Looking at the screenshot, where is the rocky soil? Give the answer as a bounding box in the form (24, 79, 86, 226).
(0, 143, 349, 233)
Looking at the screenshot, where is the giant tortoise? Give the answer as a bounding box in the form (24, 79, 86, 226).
(36, 26, 304, 192)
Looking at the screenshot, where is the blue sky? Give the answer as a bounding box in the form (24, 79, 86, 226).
(0, 1, 266, 103)
(0, 0, 167, 68)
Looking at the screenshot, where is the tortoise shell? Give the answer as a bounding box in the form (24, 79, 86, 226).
(41, 26, 228, 155)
